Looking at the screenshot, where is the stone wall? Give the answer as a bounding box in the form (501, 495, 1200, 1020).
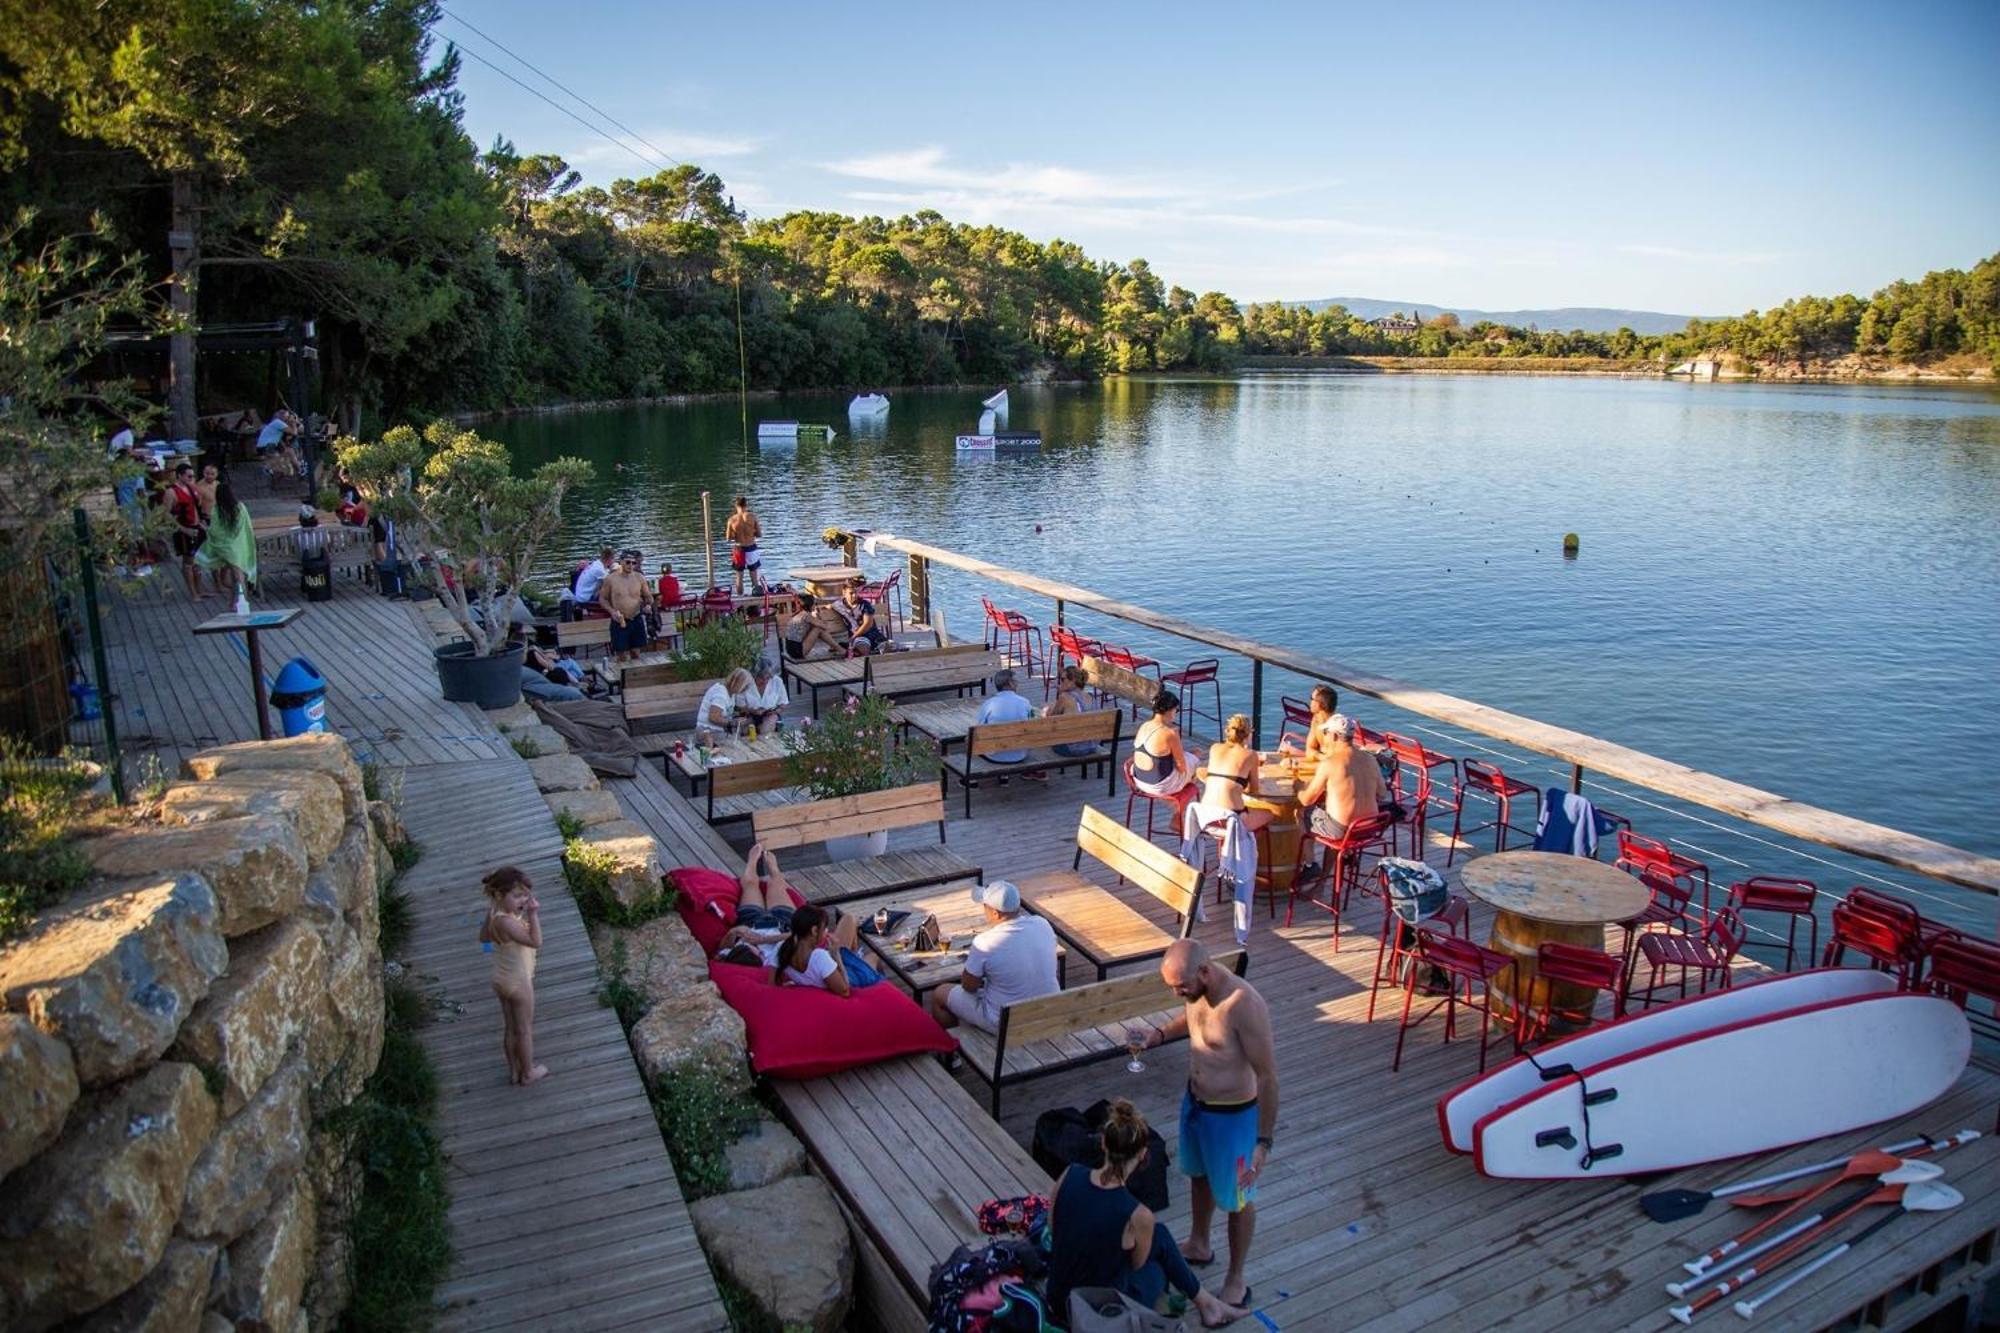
(0, 734, 396, 1332)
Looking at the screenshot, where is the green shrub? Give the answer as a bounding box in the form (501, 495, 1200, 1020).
(508, 735, 542, 760)
(389, 838, 422, 875)
(0, 741, 102, 941)
(674, 616, 761, 683)
(376, 882, 413, 956)
(595, 935, 645, 1029)
(782, 693, 938, 799)
(562, 837, 677, 927)
(649, 1064, 759, 1200)
(553, 810, 584, 840)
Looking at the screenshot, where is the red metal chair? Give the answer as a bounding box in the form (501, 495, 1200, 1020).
(697, 586, 735, 625)
(993, 607, 1046, 680)
(1390, 929, 1517, 1074)
(1286, 811, 1395, 943)
(1160, 658, 1222, 741)
(1727, 875, 1820, 974)
(1278, 695, 1314, 751)
(878, 569, 905, 631)
(1821, 889, 1926, 988)
(980, 596, 1006, 649)
(1926, 934, 2000, 1015)
(1383, 731, 1459, 835)
(1517, 942, 1627, 1042)
(856, 578, 899, 636)
(1123, 758, 1191, 847)
(1591, 807, 1633, 859)
(1615, 862, 1699, 985)
(1366, 878, 1470, 1022)
(1849, 885, 1957, 961)
(1615, 830, 1713, 918)
(1446, 758, 1541, 866)
(1630, 907, 1746, 1010)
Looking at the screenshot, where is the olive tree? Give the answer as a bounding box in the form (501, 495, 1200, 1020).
(336, 422, 591, 657)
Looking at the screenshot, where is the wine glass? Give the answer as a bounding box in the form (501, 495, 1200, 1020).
(1125, 1027, 1147, 1074)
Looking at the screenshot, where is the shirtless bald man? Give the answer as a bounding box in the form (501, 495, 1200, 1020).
(1144, 939, 1278, 1308)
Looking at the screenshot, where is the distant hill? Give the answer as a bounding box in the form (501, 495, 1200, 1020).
(1290, 297, 1703, 336)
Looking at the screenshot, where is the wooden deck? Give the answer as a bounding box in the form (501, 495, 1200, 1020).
(623, 747, 2000, 1332)
(92, 578, 728, 1331)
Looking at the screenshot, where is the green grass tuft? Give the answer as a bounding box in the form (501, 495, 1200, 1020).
(376, 882, 414, 957)
(553, 810, 584, 840)
(648, 1065, 759, 1200)
(509, 735, 542, 760)
(0, 740, 102, 941)
(595, 934, 645, 1029)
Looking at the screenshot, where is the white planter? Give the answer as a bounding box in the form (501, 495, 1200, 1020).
(824, 829, 889, 862)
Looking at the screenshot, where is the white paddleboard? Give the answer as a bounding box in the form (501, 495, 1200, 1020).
(1471, 992, 1970, 1178)
(1437, 969, 1897, 1153)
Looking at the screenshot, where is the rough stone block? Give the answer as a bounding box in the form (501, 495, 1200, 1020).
(629, 987, 748, 1093)
(689, 1176, 852, 1333)
(70, 1237, 218, 1333)
(0, 875, 227, 1087)
(0, 1014, 80, 1183)
(82, 817, 307, 938)
(179, 1050, 311, 1242)
(301, 924, 382, 1106)
(723, 1116, 809, 1193)
(171, 921, 327, 1115)
(505, 724, 568, 759)
(158, 771, 344, 868)
(0, 1062, 219, 1332)
(369, 829, 394, 894)
(541, 787, 620, 828)
(365, 798, 405, 853)
(302, 1140, 361, 1333)
(613, 914, 712, 1006)
(302, 824, 375, 936)
(487, 700, 539, 733)
(182, 733, 365, 820)
(569, 824, 664, 912)
(211, 1173, 315, 1333)
(525, 752, 597, 793)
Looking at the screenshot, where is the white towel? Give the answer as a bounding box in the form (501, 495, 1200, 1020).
(1181, 801, 1258, 945)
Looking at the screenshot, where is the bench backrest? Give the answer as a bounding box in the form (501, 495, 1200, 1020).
(1004, 949, 1247, 1046)
(863, 646, 1003, 692)
(625, 677, 716, 724)
(969, 708, 1119, 759)
(557, 617, 612, 650)
(1082, 654, 1158, 708)
(752, 781, 945, 851)
(1075, 804, 1199, 922)
(708, 755, 793, 800)
(622, 661, 681, 689)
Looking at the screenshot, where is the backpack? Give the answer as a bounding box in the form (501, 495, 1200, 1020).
(926, 1237, 1049, 1333)
(1030, 1101, 1169, 1211)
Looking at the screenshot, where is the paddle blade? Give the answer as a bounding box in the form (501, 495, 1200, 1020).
(1903, 1181, 1964, 1212)
(1642, 1188, 1713, 1223)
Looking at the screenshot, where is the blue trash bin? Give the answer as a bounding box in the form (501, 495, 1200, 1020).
(270, 657, 329, 737)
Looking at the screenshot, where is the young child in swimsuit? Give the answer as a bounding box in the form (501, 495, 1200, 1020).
(480, 865, 547, 1086)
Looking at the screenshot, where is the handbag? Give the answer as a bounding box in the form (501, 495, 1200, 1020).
(912, 913, 943, 952)
(1067, 1288, 1186, 1333)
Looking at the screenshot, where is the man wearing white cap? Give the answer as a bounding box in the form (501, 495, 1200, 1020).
(927, 881, 1059, 1032)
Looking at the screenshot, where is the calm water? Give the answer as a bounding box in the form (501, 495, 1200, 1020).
(489, 374, 2000, 926)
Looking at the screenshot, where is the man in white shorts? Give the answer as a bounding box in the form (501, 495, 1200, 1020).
(927, 881, 1059, 1032)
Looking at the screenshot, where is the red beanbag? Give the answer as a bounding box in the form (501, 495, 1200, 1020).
(670, 865, 805, 955)
(708, 960, 957, 1079)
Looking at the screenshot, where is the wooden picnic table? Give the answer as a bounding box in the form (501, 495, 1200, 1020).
(1460, 850, 1649, 1025)
(787, 564, 865, 597)
(663, 730, 791, 790)
(192, 608, 304, 740)
(781, 655, 866, 716)
(843, 657, 996, 706)
(891, 698, 983, 751)
(851, 882, 1062, 999)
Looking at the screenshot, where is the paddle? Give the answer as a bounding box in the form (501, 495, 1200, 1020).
(1663, 1160, 1940, 1296)
(1675, 1152, 1913, 1281)
(1638, 1135, 1932, 1223)
(1725, 1127, 1976, 1207)
(1731, 1182, 1964, 1321)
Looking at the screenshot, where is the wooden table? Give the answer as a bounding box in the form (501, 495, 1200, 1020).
(852, 884, 1063, 999)
(1459, 850, 1649, 1027)
(193, 608, 305, 740)
(663, 731, 790, 789)
(891, 698, 982, 751)
(1193, 751, 1306, 893)
(787, 565, 865, 597)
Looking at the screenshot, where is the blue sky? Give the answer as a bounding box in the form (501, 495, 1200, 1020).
(444, 0, 2000, 315)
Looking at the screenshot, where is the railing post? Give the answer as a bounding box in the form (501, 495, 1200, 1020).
(1571, 763, 1584, 795)
(1250, 659, 1264, 749)
(907, 552, 929, 628)
(838, 534, 857, 567)
(74, 508, 126, 804)
(1055, 596, 1064, 627)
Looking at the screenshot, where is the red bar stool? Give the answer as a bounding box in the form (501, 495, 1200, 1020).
(1286, 811, 1395, 943)
(1384, 732, 1459, 860)
(1629, 907, 1746, 1010)
(1278, 695, 1314, 751)
(1159, 658, 1222, 741)
(1517, 941, 1627, 1042)
(1727, 875, 1820, 973)
(1446, 757, 1541, 867)
(1122, 758, 1191, 847)
(1614, 863, 1698, 986)
(1616, 830, 1713, 918)
(1366, 878, 1469, 1022)
(698, 586, 735, 625)
(980, 596, 1006, 649)
(1822, 890, 1925, 988)
(1390, 929, 1517, 1074)
(1927, 933, 2000, 1015)
(1848, 885, 1957, 963)
(994, 608, 1046, 680)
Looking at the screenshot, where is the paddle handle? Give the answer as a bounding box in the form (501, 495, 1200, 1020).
(1668, 1211, 1828, 1296)
(1732, 1242, 1853, 1319)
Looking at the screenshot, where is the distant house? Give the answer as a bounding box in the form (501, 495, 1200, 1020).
(1370, 313, 1420, 335)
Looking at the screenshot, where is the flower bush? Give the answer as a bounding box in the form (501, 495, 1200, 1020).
(782, 693, 938, 800)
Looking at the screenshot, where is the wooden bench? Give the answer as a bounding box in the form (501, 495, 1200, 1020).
(622, 674, 717, 750)
(1016, 806, 1201, 979)
(939, 710, 1122, 817)
(751, 782, 980, 906)
(772, 1056, 1048, 1332)
(701, 754, 800, 825)
(556, 615, 612, 658)
(957, 950, 1248, 1116)
(783, 639, 972, 717)
(846, 647, 1003, 705)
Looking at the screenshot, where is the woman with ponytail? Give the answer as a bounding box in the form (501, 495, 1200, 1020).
(1046, 1099, 1245, 1327)
(770, 903, 882, 995)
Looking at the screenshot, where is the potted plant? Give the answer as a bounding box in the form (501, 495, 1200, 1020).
(336, 422, 592, 709)
(781, 694, 939, 860)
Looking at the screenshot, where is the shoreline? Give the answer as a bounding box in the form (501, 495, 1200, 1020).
(451, 376, 1095, 425)
(1234, 354, 1995, 384)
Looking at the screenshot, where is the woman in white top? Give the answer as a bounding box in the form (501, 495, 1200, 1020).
(769, 904, 880, 994)
(697, 667, 755, 742)
(735, 656, 788, 732)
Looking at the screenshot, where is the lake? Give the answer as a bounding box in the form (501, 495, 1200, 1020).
(487, 373, 2000, 930)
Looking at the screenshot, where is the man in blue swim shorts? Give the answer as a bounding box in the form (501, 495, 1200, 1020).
(1141, 939, 1278, 1309)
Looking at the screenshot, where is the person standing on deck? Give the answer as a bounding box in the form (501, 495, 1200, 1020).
(1142, 939, 1277, 1310)
(166, 462, 207, 598)
(599, 551, 651, 662)
(726, 495, 763, 594)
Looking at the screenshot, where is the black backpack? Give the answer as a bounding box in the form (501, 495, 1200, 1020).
(1030, 1100, 1169, 1211)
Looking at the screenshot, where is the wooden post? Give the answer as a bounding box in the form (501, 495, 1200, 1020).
(1251, 659, 1264, 749)
(839, 534, 857, 567)
(908, 552, 929, 627)
(701, 491, 714, 589)
(167, 171, 200, 442)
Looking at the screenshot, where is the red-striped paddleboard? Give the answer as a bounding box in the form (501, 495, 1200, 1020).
(1470, 991, 1970, 1178)
(1437, 968, 1897, 1154)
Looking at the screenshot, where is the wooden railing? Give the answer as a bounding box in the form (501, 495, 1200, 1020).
(844, 528, 2000, 899)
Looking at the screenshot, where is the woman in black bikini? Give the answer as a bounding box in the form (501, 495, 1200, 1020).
(1130, 689, 1198, 818)
(1198, 714, 1272, 834)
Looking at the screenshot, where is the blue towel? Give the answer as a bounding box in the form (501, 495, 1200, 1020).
(1534, 789, 1611, 857)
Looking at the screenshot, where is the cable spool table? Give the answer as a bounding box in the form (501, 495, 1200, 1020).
(1459, 850, 1649, 1030)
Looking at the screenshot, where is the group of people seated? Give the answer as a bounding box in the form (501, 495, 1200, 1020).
(694, 659, 790, 741)
(781, 583, 890, 660)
